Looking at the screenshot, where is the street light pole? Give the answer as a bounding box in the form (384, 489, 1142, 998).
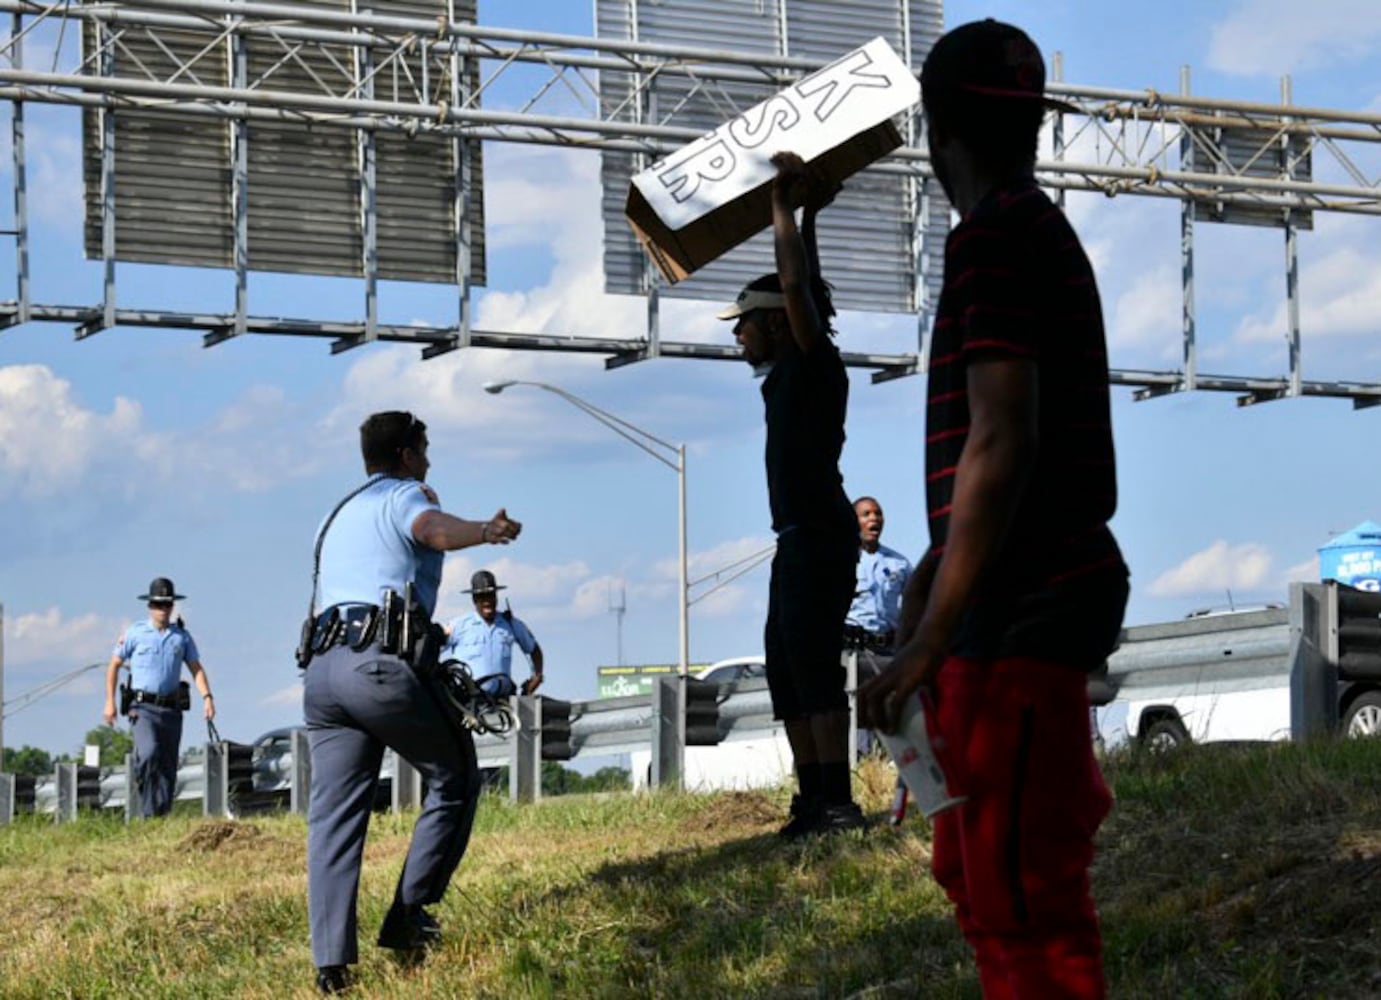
(484, 380, 691, 678)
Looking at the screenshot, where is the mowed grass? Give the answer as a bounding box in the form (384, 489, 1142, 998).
(2, 739, 1379, 999)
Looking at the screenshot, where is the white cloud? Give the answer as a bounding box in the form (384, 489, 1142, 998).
(6, 606, 124, 665)
(1235, 244, 1381, 344)
(1148, 540, 1274, 597)
(658, 535, 775, 619)
(0, 365, 152, 497)
(0, 365, 323, 501)
(1207, 0, 1381, 76)
(1282, 555, 1321, 583)
(1109, 263, 1181, 356)
(263, 683, 303, 707)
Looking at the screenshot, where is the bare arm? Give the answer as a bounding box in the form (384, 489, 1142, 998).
(523, 644, 545, 695)
(914, 358, 1038, 654)
(412, 507, 521, 552)
(102, 654, 123, 726)
(859, 356, 1039, 730)
(187, 660, 215, 720)
(770, 151, 830, 354)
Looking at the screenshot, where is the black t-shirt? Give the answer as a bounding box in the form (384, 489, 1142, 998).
(926, 177, 1129, 666)
(761, 342, 855, 540)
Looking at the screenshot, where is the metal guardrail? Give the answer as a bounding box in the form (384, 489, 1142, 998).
(6, 585, 1374, 824)
(1099, 606, 1292, 702)
(4, 676, 778, 823)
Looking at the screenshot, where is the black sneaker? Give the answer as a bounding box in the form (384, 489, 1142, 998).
(778, 793, 821, 840)
(377, 903, 442, 951)
(315, 965, 352, 994)
(816, 801, 869, 835)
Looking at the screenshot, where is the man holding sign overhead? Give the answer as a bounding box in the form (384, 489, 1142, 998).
(718, 152, 863, 839)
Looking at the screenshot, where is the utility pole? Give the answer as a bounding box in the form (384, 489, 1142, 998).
(608, 580, 626, 667)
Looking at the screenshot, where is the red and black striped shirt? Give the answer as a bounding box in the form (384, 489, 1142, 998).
(927, 178, 1128, 664)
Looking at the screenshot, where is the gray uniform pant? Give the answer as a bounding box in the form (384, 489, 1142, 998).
(853, 647, 892, 756)
(304, 642, 480, 969)
(131, 702, 182, 818)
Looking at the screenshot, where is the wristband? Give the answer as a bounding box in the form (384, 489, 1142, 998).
(481, 522, 492, 543)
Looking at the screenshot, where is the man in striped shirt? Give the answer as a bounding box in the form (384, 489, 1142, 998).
(860, 19, 1129, 999)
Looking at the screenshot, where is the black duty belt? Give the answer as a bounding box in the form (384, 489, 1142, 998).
(132, 689, 182, 709)
(844, 625, 895, 653)
(308, 602, 430, 659)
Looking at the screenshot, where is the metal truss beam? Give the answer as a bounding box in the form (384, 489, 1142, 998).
(0, 1, 1378, 406)
(4, 299, 1379, 407)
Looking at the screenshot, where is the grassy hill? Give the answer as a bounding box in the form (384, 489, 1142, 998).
(1, 739, 1379, 998)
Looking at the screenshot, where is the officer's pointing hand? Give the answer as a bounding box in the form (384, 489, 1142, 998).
(487, 508, 522, 544)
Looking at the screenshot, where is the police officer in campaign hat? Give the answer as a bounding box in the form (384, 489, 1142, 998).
(845, 497, 911, 753)
(441, 570, 545, 698)
(302, 410, 521, 994)
(102, 577, 215, 818)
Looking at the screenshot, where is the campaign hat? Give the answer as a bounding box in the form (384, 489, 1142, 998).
(139, 577, 185, 603)
(463, 570, 506, 595)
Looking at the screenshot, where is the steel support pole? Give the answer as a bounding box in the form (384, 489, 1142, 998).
(289, 727, 311, 816)
(89, 23, 117, 339)
(1052, 52, 1066, 209)
(205, 740, 229, 818)
(515, 696, 539, 804)
(230, 20, 248, 339)
(452, 5, 472, 352)
(354, 2, 378, 350)
(1180, 65, 1197, 393)
(9, 12, 27, 326)
(1288, 582, 1339, 740)
(390, 751, 421, 813)
(55, 762, 77, 823)
(0, 772, 13, 825)
(1283, 74, 1302, 399)
(650, 674, 682, 790)
(124, 751, 137, 823)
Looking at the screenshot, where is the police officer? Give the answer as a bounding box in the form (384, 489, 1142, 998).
(845, 497, 912, 784)
(845, 496, 913, 674)
(441, 570, 544, 697)
(102, 577, 215, 818)
(303, 410, 521, 994)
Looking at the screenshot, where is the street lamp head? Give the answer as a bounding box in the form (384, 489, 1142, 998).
(482, 380, 515, 394)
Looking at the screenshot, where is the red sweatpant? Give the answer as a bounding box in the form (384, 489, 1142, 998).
(928, 656, 1113, 999)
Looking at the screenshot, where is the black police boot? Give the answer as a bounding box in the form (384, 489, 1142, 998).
(377, 902, 442, 951)
(315, 965, 351, 994)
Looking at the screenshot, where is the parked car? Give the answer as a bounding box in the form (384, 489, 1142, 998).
(695, 655, 766, 686)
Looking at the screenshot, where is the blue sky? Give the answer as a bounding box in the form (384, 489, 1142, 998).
(3, 0, 1381, 758)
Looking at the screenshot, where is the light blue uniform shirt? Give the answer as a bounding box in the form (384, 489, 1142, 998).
(114, 620, 200, 696)
(847, 543, 912, 633)
(442, 611, 537, 682)
(315, 476, 444, 617)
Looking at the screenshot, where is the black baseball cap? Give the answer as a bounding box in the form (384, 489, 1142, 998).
(139, 577, 185, 603)
(921, 19, 1074, 115)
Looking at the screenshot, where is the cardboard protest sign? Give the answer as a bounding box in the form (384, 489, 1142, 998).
(626, 36, 920, 284)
